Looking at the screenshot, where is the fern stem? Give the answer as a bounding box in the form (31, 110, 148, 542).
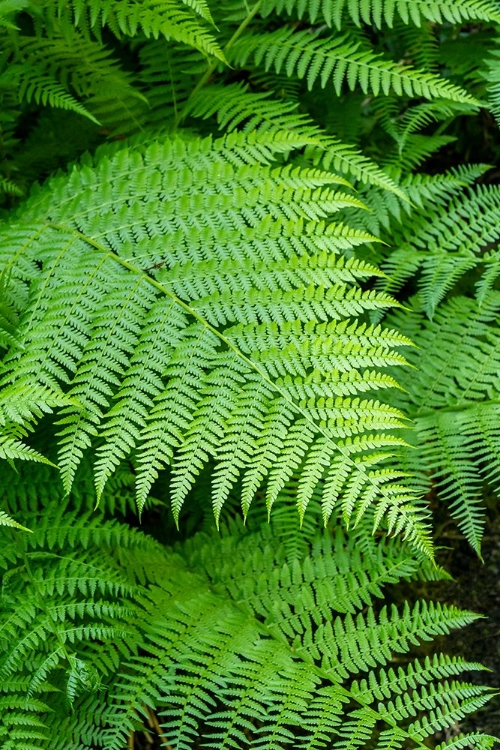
(146, 706, 173, 748)
(221, 0, 263, 55)
(176, 0, 263, 126)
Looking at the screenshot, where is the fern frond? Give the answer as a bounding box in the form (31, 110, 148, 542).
(384, 17, 440, 73)
(0, 501, 482, 750)
(0, 377, 73, 465)
(230, 26, 480, 104)
(379, 183, 500, 316)
(334, 164, 490, 237)
(0, 0, 29, 30)
(371, 98, 475, 167)
(482, 42, 500, 126)
(386, 294, 500, 552)
(0, 129, 433, 548)
(0, 509, 31, 531)
(3, 31, 148, 131)
(2, 63, 97, 121)
(185, 81, 406, 194)
(1, 459, 140, 517)
(385, 133, 457, 172)
(0, 175, 23, 198)
(41, 0, 225, 61)
(0, 434, 51, 463)
(436, 735, 498, 750)
(138, 40, 206, 127)
(476, 248, 500, 305)
(260, 0, 500, 29)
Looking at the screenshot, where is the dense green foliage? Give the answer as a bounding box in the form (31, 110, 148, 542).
(1, 0, 500, 746)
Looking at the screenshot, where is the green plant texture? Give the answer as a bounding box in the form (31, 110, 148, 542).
(1, 0, 500, 747)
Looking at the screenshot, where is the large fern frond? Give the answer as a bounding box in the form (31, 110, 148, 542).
(185, 81, 406, 193)
(0, 499, 494, 749)
(0, 129, 434, 549)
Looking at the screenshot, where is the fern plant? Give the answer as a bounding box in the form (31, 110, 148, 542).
(1, 0, 500, 746)
(0, 498, 496, 750)
(4, 0, 496, 202)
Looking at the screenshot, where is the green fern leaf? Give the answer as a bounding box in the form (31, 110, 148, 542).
(185, 81, 406, 195)
(2, 65, 97, 122)
(0, 500, 491, 748)
(0, 508, 31, 531)
(379, 183, 500, 316)
(0, 130, 432, 548)
(57, 0, 225, 60)
(229, 26, 480, 104)
(385, 294, 500, 552)
(260, 0, 500, 29)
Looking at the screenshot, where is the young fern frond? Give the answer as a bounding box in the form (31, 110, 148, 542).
(0, 129, 434, 550)
(0, 500, 493, 749)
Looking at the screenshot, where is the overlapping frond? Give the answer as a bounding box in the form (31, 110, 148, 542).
(185, 81, 405, 193)
(378, 183, 500, 316)
(0, 509, 30, 530)
(0, 500, 492, 749)
(260, 0, 500, 29)
(322, 164, 489, 242)
(0, 503, 159, 749)
(482, 42, 500, 126)
(138, 40, 206, 128)
(1, 56, 95, 122)
(369, 98, 475, 171)
(385, 294, 500, 552)
(38, 0, 225, 60)
(230, 26, 480, 104)
(0, 129, 433, 549)
(2, 29, 147, 127)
